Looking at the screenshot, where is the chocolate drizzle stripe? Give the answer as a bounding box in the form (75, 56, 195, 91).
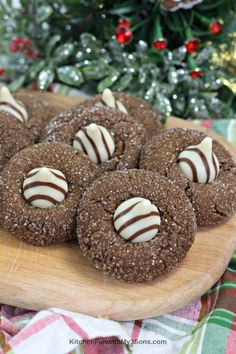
(186, 147, 210, 183)
(82, 128, 101, 164)
(117, 211, 160, 234)
(23, 181, 67, 196)
(100, 98, 107, 106)
(99, 127, 112, 160)
(114, 201, 141, 222)
(27, 194, 58, 205)
(74, 135, 88, 155)
(26, 170, 39, 178)
(177, 157, 198, 182)
(212, 153, 218, 179)
(50, 170, 67, 182)
(127, 225, 160, 242)
(26, 169, 66, 182)
(0, 101, 26, 122)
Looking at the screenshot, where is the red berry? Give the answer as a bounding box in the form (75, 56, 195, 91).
(12, 36, 22, 44)
(21, 38, 32, 47)
(185, 39, 200, 53)
(189, 68, 203, 79)
(115, 26, 132, 44)
(153, 38, 168, 51)
(10, 42, 20, 52)
(0, 67, 5, 76)
(118, 19, 131, 27)
(209, 20, 223, 35)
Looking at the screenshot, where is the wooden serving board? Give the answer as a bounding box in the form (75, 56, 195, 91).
(0, 91, 236, 321)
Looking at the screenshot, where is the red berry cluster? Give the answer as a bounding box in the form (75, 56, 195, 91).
(10, 36, 38, 59)
(0, 67, 5, 76)
(116, 19, 132, 44)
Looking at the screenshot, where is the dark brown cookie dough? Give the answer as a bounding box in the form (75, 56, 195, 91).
(79, 92, 162, 139)
(0, 111, 34, 171)
(41, 105, 145, 174)
(77, 169, 197, 282)
(140, 128, 236, 226)
(15, 92, 57, 141)
(0, 142, 97, 246)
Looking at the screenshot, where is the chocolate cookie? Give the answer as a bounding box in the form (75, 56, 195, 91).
(140, 128, 236, 226)
(15, 92, 57, 141)
(0, 142, 97, 246)
(77, 169, 197, 282)
(0, 86, 57, 143)
(0, 110, 33, 170)
(42, 105, 145, 174)
(79, 89, 162, 139)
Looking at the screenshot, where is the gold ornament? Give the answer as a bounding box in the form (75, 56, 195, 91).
(211, 33, 236, 94)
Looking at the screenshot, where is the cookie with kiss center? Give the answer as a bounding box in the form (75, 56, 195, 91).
(77, 169, 197, 283)
(0, 142, 97, 246)
(78, 89, 162, 139)
(140, 128, 236, 226)
(41, 105, 145, 174)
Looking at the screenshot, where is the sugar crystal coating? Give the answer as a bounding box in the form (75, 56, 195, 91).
(77, 169, 197, 282)
(140, 128, 236, 226)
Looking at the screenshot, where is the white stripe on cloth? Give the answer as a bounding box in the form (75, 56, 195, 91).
(7, 308, 130, 354)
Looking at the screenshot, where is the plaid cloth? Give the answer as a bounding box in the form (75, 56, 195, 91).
(0, 84, 236, 354)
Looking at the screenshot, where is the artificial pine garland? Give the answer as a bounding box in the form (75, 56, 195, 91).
(0, 0, 235, 120)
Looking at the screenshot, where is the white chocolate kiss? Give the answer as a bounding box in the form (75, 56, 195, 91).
(73, 123, 115, 164)
(0, 86, 28, 123)
(95, 88, 128, 114)
(113, 197, 161, 243)
(178, 137, 220, 184)
(23, 167, 68, 208)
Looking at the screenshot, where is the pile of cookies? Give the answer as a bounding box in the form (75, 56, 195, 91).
(0, 86, 236, 282)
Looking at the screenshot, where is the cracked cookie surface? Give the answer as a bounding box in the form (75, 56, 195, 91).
(77, 169, 197, 282)
(140, 128, 236, 226)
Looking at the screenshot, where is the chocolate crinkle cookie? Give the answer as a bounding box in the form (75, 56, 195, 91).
(0, 86, 57, 143)
(78, 88, 162, 139)
(0, 110, 33, 170)
(14, 92, 57, 141)
(0, 142, 97, 246)
(77, 169, 197, 283)
(41, 104, 145, 174)
(140, 128, 236, 226)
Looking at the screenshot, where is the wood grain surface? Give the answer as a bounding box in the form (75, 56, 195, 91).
(0, 91, 235, 321)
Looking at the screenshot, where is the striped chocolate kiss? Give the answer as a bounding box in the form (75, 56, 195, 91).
(113, 197, 161, 243)
(0, 86, 28, 123)
(73, 123, 115, 164)
(177, 137, 220, 184)
(23, 167, 68, 208)
(95, 88, 128, 114)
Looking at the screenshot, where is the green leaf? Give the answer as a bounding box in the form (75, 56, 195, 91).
(46, 35, 61, 57)
(97, 71, 120, 92)
(38, 68, 55, 91)
(37, 6, 53, 23)
(57, 66, 84, 86)
(80, 33, 97, 47)
(112, 73, 133, 91)
(29, 61, 46, 80)
(53, 43, 74, 64)
(8, 75, 26, 92)
(81, 64, 110, 80)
